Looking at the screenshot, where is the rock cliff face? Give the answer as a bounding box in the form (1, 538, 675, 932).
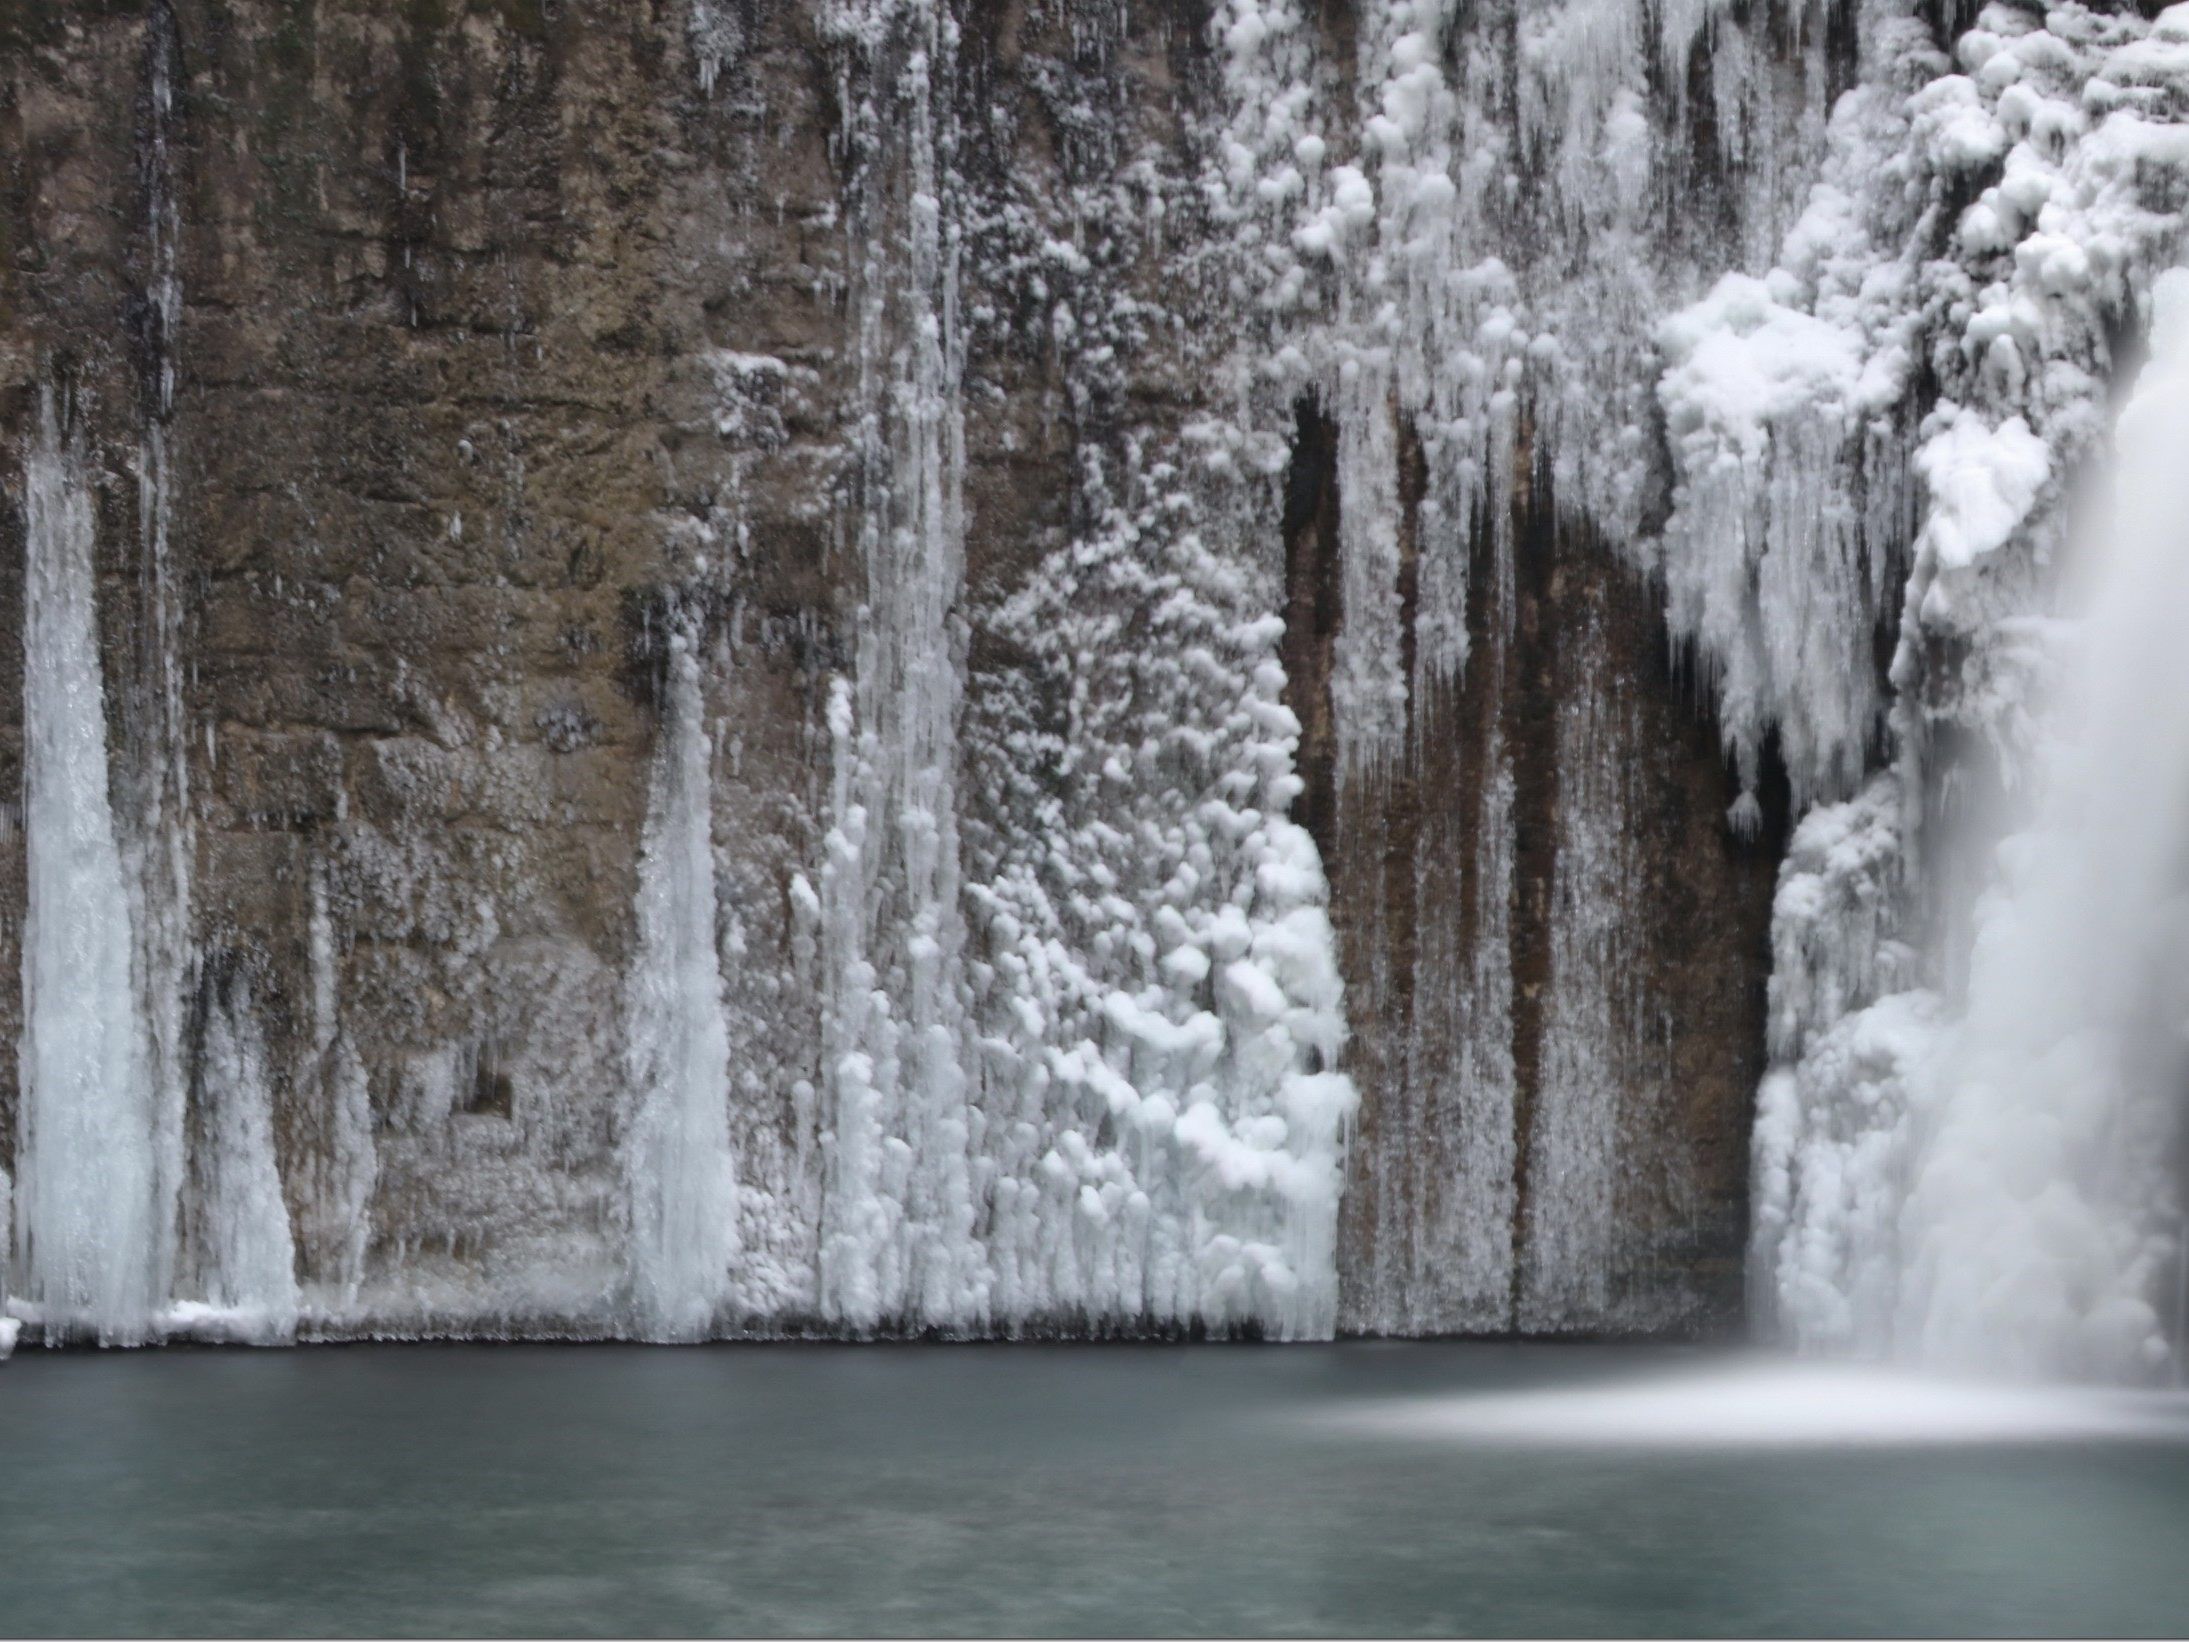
(0, 0, 1805, 1342)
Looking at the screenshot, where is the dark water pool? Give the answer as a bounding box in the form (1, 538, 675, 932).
(3, 1341, 2187, 1636)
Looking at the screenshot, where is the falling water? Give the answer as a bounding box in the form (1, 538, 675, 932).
(1890, 272, 2189, 1380)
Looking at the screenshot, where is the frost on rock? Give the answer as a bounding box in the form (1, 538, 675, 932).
(1188, 0, 1881, 1333)
(688, 0, 748, 95)
(780, 0, 1363, 1337)
(18, 0, 2189, 1358)
(128, 0, 196, 1341)
(1657, 0, 2189, 808)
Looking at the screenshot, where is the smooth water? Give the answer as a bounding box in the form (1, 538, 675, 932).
(3, 1343, 2189, 1637)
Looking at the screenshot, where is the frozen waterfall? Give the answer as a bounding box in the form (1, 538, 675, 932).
(809, 0, 984, 1331)
(179, 965, 301, 1344)
(620, 630, 740, 1342)
(1756, 270, 2189, 1382)
(10, 388, 166, 1346)
(1895, 270, 2189, 1379)
(18, 0, 2189, 1359)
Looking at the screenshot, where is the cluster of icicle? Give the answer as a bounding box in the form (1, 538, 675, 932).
(1187, 0, 1858, 1332)
(5, 9, 301, 1351)
(4, 0, 1361, 1350)
(15, 0, 2189, 1360)
(1173, 0, 2189, 1362)
(757, 0, 1358, 1338)
(1726, 2, 2189, 1379)
(6, 388, 296, 1350)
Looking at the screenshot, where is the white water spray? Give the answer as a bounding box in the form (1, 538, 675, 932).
(1891, 273, 2189, 1379)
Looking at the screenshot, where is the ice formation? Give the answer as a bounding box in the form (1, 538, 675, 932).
(5, 0, 2189, 1361)
(1182, 0, 1907, 1334)
(12, 388, 167, 1345)
(1726, 1, 2189, 1383)
(1758, 267, 2189, 1381)
(179, 964, 301, 1344)
(797, 0, 1357, 1336)
(294, 861, 376, 1321)
(127, 0, 201, 1352)
(807, 0, 987, 1330)
(620, 631, 740, 1341)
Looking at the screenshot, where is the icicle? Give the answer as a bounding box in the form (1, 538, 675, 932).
(689, 0, 746, 93)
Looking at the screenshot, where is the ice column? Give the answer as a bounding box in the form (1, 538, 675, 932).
(12, 389, 166, 1345)
(183, 967, 300, 1342)
(812, 0, 985, 1331)
(131, 0, 196, 1319)
(621, 630, 739, 1341)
